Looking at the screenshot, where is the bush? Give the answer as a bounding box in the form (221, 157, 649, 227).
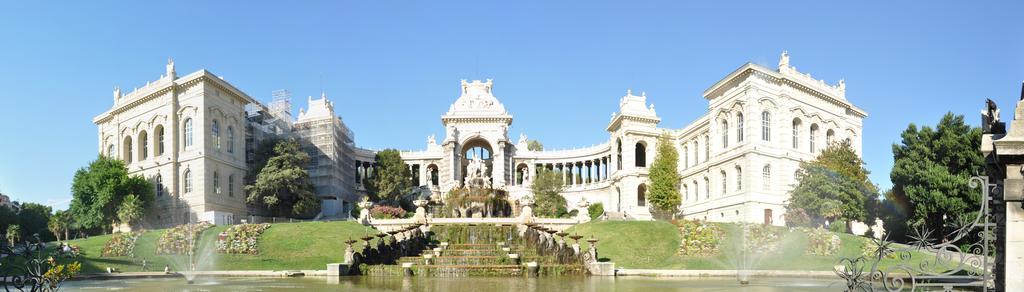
(156, 222, 212, 255)
(861, 237, 896, 259)
(829, 219, 848, 233)
(101, 232, 140, 257)
(804, 227, 841, 256)
(674, 220, 723, 256)
(369, 205, 407, 219)
(742, 223, 782, 254)
(784, 208, 813, 227)
(588, 203, 604, 221)
(217, 223, 271, 255)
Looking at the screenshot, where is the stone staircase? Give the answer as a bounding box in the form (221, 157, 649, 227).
(369, 224, 585, 277)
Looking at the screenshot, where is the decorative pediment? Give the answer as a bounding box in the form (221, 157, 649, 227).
(443, 79, 511, 121)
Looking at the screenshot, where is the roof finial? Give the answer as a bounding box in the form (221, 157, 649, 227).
(321, 91, 327, 99)
(113, 86, 121, 100)
(166, 58, 176, 79)
(778, 51, 790, 69)
(627, 89, 632, 96)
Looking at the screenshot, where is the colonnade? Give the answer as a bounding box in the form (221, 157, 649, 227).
(512, 155, 612, 187)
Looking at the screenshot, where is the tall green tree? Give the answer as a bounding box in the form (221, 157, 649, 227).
(527, 140, 544, 151)
(49, 210, 70, 242)
(18, 203, 52, 241)
(889, 113, 982, 241)
(648, 133, 681, 214)
(366, 149, 412, 204)
(0, 206, 17, 235)
(117, 194, 143, 229)
(246, 137, 283, 183)
(246, 139, 319, 217)
(531, 168, 567, 217)
(70, 155, 153, 233)
(785, 140, 878, 229)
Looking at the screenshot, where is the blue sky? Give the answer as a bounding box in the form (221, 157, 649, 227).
(0, 1, 1021, 210)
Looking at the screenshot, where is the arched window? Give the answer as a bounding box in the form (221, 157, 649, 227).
(735, 166, 742, 190)
(227, 126, 235, 154)
(637, 184, 647, 207)
(693, 180, 699, 201)
(213, 171, 220, 194)
(616, 139, 623, 170)
(762, 165, 771, 190)
(635, 142, 646, 167)
(183, 169, 192, 193)
(123, 136, 133, 163)
(736, 113, 744, 142)
(155, 125, 165, 156)
(430, 165, 439, 186)
(721, 120, 729, 148)
(212, 120, 221, 150)
(228, 174, 234, 197)
(810, 124, 819, 153)
(155, 174, 163, 197)
(704, 177, 710, 199)
(184, 118, 194, 148)
(138, 131, 148, 160)
(720, 170, 727, 196)
(826, 129, 835, 146)
(107, 144, 115, 158)
(792, 118, 802, 149)
(683, 184, 689, 201)
(682, 145, 689, 168)
(761, 111, 771, 141)
(692, 141, 698, 165)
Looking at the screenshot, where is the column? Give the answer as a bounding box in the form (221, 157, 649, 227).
(589, 159, 598, 183)
(561, 163, 568, 185)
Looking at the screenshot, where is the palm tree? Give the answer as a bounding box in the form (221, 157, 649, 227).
(6, 224, 20, 245)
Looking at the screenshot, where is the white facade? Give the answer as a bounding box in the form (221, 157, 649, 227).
(97, 52, 865, 227)
(379, 52, 866, 224)
(94, 59, 253, 227)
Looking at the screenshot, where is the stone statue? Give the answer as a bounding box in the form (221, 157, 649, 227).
(983, 98, 1005, 135)
(779, 51, 790, 68)
(427, 134, 436, 145)
(463, 156, 491, 188)
(518, 133, 528, 145)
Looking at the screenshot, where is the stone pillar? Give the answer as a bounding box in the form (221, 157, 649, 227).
(982, 93, 1024, 291)
(493, 141, 508, 188)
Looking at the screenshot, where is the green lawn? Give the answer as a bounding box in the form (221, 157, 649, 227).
(565, 220, 948, 271)
(61, 221, 380, 273)
(60, 220, 953, 273)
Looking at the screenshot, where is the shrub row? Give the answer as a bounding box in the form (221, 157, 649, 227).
(216, 223, 271, 255)
(674, 219, 723, 256)
(101, 232, 140, 257)
(156, 222, 212, 255)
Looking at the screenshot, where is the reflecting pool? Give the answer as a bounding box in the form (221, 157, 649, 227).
(62, 276, 845, 291)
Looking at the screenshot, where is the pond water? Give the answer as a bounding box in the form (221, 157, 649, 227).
(62, 276, 845, 291)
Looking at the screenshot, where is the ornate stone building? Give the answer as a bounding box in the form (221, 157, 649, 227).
(384, 52, 866, 224)
(94, 59, 252, 227)
(97, 52, 865, 226)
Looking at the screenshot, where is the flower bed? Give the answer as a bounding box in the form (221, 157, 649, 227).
(101, 232, 140, 257)
(216, 223, 271, 255)
(370, 205, 407, 219)
(156, 222, 212, 255)
(742, 223, 783, 254)
(674, 219, 723, 256)
(803, 227, 841, 256)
